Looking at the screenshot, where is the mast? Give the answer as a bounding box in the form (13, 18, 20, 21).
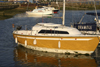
(62, 0, 65, 26)
(26, 2, 29, 11)
(93, 0, 99, 25)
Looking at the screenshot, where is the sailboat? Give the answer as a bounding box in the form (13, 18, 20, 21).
(26, 6, 53, 16)
(72, 1, 100, 35)
(12, 0, 99, 55)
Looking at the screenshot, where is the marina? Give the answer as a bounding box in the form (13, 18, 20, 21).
(0, 10, 100, 67)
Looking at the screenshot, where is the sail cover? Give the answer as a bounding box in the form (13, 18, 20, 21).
(73, 23, 97, 31)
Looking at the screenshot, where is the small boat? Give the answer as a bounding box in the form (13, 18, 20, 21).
(26, 6, 53, 16)
(13, 0, 99, 55)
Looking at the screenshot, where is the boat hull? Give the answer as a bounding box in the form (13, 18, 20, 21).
(13, 34, 99, 54)
(26, 11, 53, 15)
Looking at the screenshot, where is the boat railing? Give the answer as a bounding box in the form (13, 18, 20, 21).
(12, 24, 69, 36)
(14, 29, 68, 36)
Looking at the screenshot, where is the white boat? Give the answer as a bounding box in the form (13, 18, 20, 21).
(13, 0, 99, 55)
(26, 6, 53, 16)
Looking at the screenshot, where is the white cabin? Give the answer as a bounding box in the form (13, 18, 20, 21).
(13, 23, 82, 36)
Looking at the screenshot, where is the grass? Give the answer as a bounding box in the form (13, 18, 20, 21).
(0, 7, 35, 20)
(0, 7, 24, 20)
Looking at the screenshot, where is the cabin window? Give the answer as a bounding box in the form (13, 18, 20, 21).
(38, 30, 69, 34)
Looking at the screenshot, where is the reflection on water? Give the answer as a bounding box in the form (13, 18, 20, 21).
(92, 47, 100, 66)
(14, 46, 98, 67)
(14, 13, 53, 18)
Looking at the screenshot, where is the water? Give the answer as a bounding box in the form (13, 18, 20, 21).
(0, 10, 100, 67)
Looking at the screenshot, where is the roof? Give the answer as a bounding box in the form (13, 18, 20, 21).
(32, 23, 82, 35)
(37, 23, 62, 27)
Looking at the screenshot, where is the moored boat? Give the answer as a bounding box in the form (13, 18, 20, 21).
(26, 6, 53, 16)
(72, 1, 100, 36)
(13, 22, 99, 55)
(72, 12, 100, 35)
(13, 0, 99, 55)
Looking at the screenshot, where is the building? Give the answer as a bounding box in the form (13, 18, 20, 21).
(8, 0, 40, 3)
(7, 0, 100, 3)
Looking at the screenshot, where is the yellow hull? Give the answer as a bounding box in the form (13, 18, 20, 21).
(13, 34, 99, 54)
